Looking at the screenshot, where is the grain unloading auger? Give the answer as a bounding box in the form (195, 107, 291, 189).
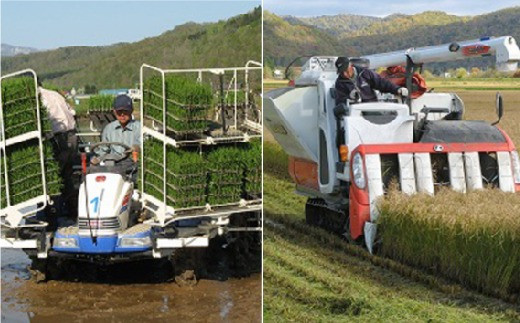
(264, 36, 520, 252)
(1, 62, 261, 278)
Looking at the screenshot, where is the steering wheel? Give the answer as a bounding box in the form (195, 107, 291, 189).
(90, 142, 133, 163)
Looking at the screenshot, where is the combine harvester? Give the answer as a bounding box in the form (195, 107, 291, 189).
(264, 36, 520, 252)
(0, 62, 262, 279)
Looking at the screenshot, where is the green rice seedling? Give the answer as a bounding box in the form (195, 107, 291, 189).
(143, 138, 260, 209)
(88, 94, 114, 112)
(165, 147, 207, 208)
(43, 140, 63, 196)
(207, 145, 243, 205)
(0, 150, 6, 208)
(1, 76, 39, 139)
(143, 74, 213, 134)
(143, 138, 207, 208)
(1, 139, 62, 206)
(0, 78, 63, 208)
(4, 140, 45, 205)
(378, 188, 520, 299)
(142, 138, 164, 202)
(39, 105, 64, 196)
(223, 90, 246, 105)
(242, 139, 261, 198)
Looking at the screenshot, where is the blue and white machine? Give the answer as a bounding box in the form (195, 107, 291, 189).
(0, 64, 262, 273)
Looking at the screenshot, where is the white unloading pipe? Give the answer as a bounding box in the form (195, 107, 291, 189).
(363, 36, 520, 72)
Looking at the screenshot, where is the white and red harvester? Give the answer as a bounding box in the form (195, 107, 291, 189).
(264, 36, 520, 252)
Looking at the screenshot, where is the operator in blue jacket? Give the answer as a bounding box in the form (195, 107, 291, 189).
(334, 57, 408, 105)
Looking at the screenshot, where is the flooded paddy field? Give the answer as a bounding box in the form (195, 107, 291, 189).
(2, 241, 261, 322)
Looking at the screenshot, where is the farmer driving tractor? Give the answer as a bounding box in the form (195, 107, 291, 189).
(100, 94, 141, 154)
(91, 94, 141, 181)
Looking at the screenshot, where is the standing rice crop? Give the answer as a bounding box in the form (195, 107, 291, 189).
(378, 188, 520, 300)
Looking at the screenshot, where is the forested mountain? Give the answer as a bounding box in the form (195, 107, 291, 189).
(284, 11, 467, 39)
(1, 7, 261, 89)
(284, 14, 379, 37)
(348, 11, 469, 38)
(265, 7, 520, 71)
(264, 11, 356, 67)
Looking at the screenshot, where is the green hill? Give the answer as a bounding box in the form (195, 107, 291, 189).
(284, 11, 467, 39)
(266, 7, 520, 71)
(1, 7, 261, 89)
(264, 11, 357, 67)
(342, 7, 520, 71)
(349, 11, 469, 38)
(284, 14, 379, 37)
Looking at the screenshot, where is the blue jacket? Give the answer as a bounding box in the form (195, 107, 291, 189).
(335, 66, 400, 104)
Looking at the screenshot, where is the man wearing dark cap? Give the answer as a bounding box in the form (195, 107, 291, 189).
(334, 56, 408, 105)
(100, 94, 141, 155)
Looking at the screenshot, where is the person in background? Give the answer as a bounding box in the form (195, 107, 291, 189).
(334, 56, 409, 105)
(38, 81, 78, 219)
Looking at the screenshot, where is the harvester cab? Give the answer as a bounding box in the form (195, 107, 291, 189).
(264, 36, 520, 252)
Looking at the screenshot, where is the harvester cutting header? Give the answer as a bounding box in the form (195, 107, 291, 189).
(264, 36, 520, 252)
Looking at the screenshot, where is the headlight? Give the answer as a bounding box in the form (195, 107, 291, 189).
(119, 236, 152, 247)
(511, 151, 520, 184)
(352, 153, 366, 189)
(54, 237, 78, 248)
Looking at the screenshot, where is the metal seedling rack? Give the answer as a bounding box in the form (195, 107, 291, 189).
(139, 63, 262, 225)
(0, 70, 49, 229)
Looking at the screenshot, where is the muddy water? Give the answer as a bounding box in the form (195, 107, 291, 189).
(1, 249, 261, 322)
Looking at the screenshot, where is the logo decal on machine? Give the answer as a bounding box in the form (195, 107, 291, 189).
(433, 144, 444, 152)
(120, 193, 131, 214)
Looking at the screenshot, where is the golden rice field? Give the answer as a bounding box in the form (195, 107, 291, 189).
(263, 85, 520, 321)
(379, 189, 520, 301)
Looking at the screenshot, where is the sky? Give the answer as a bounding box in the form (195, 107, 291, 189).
(264, 0, 519, 17)
(1, 0, 259, 49)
